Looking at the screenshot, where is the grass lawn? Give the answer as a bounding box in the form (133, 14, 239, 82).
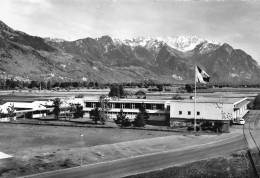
(0, 124, 176, 156)
(0, 124, 176, 177)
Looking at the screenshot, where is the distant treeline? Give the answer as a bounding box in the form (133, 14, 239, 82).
(0, 78, 260, 90)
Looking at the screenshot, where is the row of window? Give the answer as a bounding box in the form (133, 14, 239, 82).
(85, 102, 165, 110)
(179, 111, 200, 116)
(85, 111, 162, 116)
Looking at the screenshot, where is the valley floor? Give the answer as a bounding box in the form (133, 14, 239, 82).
(0, 123, 245, 177)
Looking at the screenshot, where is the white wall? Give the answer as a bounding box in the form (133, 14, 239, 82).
(170, 102, 234, 121)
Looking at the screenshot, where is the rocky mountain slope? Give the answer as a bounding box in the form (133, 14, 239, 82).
(1, 20, 260, 84)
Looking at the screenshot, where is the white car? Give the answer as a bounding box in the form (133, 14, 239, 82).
(238, 119, 245, 125)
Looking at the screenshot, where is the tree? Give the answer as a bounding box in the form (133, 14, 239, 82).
(135, 90, 146, 99)
(119, 85, 125, 97)
(0, 109, 5, 118)
(98, 95, 110, 124)
(90, 107, 100, 124)
(133, 103, 149, 127)
(53, 98, 62, 119)
(185, 84, 193, 93)
(253, 94, 260, 109)
(6, 104, 15, 121)
(89, 95, 110, 125)
(114, 109, 132, 127)
(99, 95, 111, 111)
(88, 82, 94, 88)
(52, 82, 60, 88)
(29, 81, 38, 89)
(40, 81, 46, 90)
(99, 110, 109, 125)
(157, 84, 164, 92)
(73, 105, 84, 118)
(108, 85, 120, 98)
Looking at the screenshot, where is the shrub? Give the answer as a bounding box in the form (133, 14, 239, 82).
(73, 105, 84, 118)
(90, 108, 108, 125)
(133, 103, 149, 127)
(185, 84, 193, 93)
(252, 94, 260, 109)
(114, 109, 132, 127)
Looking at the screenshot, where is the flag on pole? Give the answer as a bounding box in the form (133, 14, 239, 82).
(196, 66, 210, 83)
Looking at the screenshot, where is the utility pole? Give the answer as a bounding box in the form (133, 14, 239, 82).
(81, 134, 84, 166)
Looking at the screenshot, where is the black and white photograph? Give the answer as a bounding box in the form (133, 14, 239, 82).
(0, 0, 260, 177)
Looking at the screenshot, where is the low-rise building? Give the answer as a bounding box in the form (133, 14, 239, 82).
(83, 98, 170, 125)
(170, 97, 249, 131)
(0, 102, 51, 120)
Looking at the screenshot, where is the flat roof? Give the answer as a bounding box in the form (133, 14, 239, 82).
(171, 97, 247, 104)
(83, 98, 169, 104)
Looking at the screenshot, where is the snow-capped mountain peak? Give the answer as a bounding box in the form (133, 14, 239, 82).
(45, 37, 66, 43)
(156, 36, 221, 52)
(114, 36, 221, 52)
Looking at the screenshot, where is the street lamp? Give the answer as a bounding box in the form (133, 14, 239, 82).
(81, 134, 83, 166)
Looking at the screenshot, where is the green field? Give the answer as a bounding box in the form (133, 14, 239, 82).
(0, 124, 176, 177)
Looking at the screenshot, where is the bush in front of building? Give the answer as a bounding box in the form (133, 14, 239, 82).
(187, 126, 200, 132)
(73, 105, 84, 118)
(213, 121, 223, 133)
(89, 107, 108, 125)
(53, 98, 62, 119)
(114, 109, 132, 127)
(201, 121, 214, 131)
(252, 94, 260, 109)
(133, 103, 149, 127)
(185, 84, 193, 93)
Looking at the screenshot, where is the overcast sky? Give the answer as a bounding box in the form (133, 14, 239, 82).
(0, 0, 260, 63)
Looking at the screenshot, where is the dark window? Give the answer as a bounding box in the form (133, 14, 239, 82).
(96, 102, 100, 107)
(135, 103, 141, 109)
(115, 103, 120, 108)
(146, 104, 152, 109)
(125, 103, 131, 109)
(179, 111, 182, 115)
(197, 112, 200, 115)
(188, 111, 191, 115)
(85, 102, 91, 107)
(91, 103, 96, 108)
(157, 104, 164, 110)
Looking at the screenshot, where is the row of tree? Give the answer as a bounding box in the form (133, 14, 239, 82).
(2, 77, 260, 91)
(52, 98, 84, 120)
(90, 102, 149, 127)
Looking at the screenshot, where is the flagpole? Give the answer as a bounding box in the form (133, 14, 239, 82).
(194, 65, 197, 132)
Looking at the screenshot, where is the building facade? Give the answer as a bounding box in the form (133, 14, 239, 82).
(170, 97, 249, 129)
(83, 99, 170, 125)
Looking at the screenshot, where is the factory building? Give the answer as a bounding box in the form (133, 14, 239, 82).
(83, 99, 170, 125)
(0, 96, 250, 130)
(170, 97, 249, 132)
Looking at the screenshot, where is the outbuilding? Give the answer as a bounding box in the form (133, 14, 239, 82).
(170, 97, 249, 132)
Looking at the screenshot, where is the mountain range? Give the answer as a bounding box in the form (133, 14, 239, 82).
(0, 20, 259, 84)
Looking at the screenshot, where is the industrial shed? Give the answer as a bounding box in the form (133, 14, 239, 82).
(170, 97, 249, 132)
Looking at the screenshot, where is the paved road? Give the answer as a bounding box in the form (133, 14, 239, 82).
(25, 135, 247, 178)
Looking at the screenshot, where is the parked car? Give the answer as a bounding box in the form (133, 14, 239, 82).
(238, 118, 245, 125)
